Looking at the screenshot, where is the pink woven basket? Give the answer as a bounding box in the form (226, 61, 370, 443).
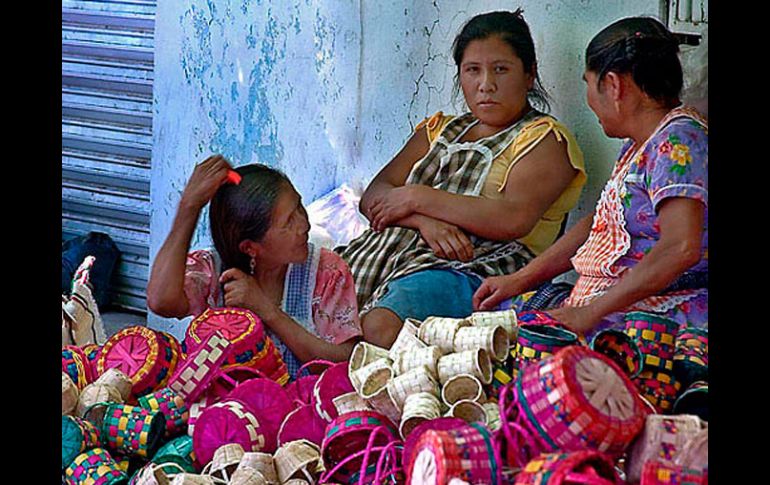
(640, 460, 707, 485)
(513, 451, 620, 485)
(226, 376, 295, 453)
(286, 360, 331, 406)
(184, 307, 266, 366)
(319, 429, 404, 485)
(313, 361, 355, 422)
(321, 410, 399, 484)
(277, 403, 328, 447)
(167, 332, 232, 405)
(192, 398, 267, 466)
(206, 365, 268, 403)
(402, 417, 467, 472)
(63, 345, 94, 391)
(96, 326, 177, 401)
(81, 344, 102, 381)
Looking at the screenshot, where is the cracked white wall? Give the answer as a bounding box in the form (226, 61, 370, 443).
(150, 0, 662, 333)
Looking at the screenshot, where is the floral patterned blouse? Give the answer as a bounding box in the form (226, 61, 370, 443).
(183, 247, 363, 345)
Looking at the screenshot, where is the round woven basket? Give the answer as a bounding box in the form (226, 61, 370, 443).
(62, 415, 101, 470)
(441, 374, 484, 407)
(672, 380, 708, 421)
(400, 392, 441, 439)
(513, 323, 578, 378)
(633, 369, 682, 414)
(63, 372, 80, 416)
(313, 361, 356, 422)
(151, 435, 197, 474)
(454, 325, 508, 362)
(402, 417, 466, 473)
(95, 368, 134, 402)
(673, 327, 708, 388)
(351, 357, 393, 398)
(387, 365, 440, 409)
(469, 309, 518, 341)
(513, 450, 620, 485)
(77, 382, 124, 417)
(226, 377, 294, 453)
(437, 349, 492, 385)
(277, 403, 327, 448)
(129, 462, 189, 485)
(350, 342, 390, 375)
(389, 323, 428, 359)
(273, 439, 322, 484)
(514, 346, 648, 458)
(333, 392, 371, 415)
(364, 385, 402, 424)
(392, 345, 442, 379)
(138, 387, 190, 439)
(229, 466, 267, 485)
(64, 447, 127, 485)
(590, 329, 644, 378)
(623, 311, 679, 360)
(102, 403, 167, 459)
(445, 399, 487, 425)
(206, 443, 244, 482)
(192, 399, 267, 465)
(63, 345, 94, 391)
(418, 317, 471, 354)
(238, 453, 278, 484)
(168, 332, 232, 405)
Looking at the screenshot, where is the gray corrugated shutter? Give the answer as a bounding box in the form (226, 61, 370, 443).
(62, 0, 156, 312)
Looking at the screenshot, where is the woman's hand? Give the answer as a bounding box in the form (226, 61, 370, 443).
(219, 268, 280, 321)
(418, 217, 474, 262)
(369, 185, 425, 232)
(545, 305, 600, 336)
(473, 274, 527, 311)
(180, 154, 233, 210)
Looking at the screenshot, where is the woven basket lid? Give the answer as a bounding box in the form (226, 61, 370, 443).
(313, 361, 355, 422)
(513, 450, 619, 485)
(152, 435, 197, 473)
(96, 368, 134, 402)
(227, 378, 294, 453)
(277, 404, 327, 448)
(192, 399, 266, 465)
(184, 307, 265, 361)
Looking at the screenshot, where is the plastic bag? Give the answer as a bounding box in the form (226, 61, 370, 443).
(306, 182, 369, 250)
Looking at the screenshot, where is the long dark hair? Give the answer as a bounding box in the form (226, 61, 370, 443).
(586, 17, 682, 108)
(452, 9, 550, 112)
(209, 163, 291, 273)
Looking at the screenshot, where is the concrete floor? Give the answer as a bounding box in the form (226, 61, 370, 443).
(102, 311, 147, 338)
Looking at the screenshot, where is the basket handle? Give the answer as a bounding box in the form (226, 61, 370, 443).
(374, 441, 404, 484)
(296, 359, 335, 378)
(358, 425, 401, 485)
(199, 461, 230, 484)
(498, 384, 549, 469)
(318, 444, 389, 484)
(214, 365, 269, 386)
(81, 401, 114, 424)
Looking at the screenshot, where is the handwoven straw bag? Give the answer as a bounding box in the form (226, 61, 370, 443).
(633, 369, 682, 414)
(623, 312, 679, 360)
(445, 399, 487, 425)
(201, 443, 244, 483)
(152, 435, 197, 474)
(192, 398, 266, 465)
(387, 365, 440, 409)
(274, 439, 323, 484)
(138, 387, 190, 438)
(63, 345, 94, 391)
(351, 357, 393, 398)
(313, 360, 356, 422)
(672, 381, 708, 422)
(321, 410, 399, 484)
(63, 372, 80, 416)
(399, 392, 442, 439)
(437, 349, 492, 385)
(673, 327, 708, 388)
(590, 329, 644, 378)
(238, 452, 278, 484)
(640, 460, 707, 485)
(499, 346, 648, 469)
(388, 322, 427, 359)
(454, 325, 508, 362)
(96, 368, 134, 402)
(277, 403, 328, 447)
(441, 374, 484, 407)
(62, 415, 101, 470)
(350, 342, 390, 377)
(101, 403, 167, 459)
(167, 332, 232, 405)
(513, 323, 578, 379)
(228, 467, 268, 485)
(407, 422, 501, 485)
(392, 345, 442, 379)
(96, 326, 177, 400)
(333, 392, 371, 415)
(64, 447, 127, 485)
(226, 376, 295, 453)
(77, 382, 124, 417)
(418, 316, 471, 354)
(129, 462, 188, 485)
(364, 384, 402, 425)
(468, 309, 518, 341)
(626, 414, 707, 483)
(513, 450, 620, 485)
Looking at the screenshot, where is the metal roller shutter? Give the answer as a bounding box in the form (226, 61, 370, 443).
(62, 0, 156, 312)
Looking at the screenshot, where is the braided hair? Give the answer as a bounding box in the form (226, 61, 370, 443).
(586, 17, 682, 108)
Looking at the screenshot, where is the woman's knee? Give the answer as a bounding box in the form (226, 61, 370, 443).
(361, 308, 403, 348)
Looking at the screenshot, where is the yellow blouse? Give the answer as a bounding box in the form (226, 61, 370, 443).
(414, 111, 586, 256)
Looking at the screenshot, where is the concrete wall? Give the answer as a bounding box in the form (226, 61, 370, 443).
(149, 0, 663, 335)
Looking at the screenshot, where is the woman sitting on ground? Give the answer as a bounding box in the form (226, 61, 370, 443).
(147, 156, 362, 376)
(340, 10, 586, 348)
(473, 16, 708, 338)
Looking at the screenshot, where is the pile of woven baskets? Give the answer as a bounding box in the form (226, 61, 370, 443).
(61, 307, 708, 484)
